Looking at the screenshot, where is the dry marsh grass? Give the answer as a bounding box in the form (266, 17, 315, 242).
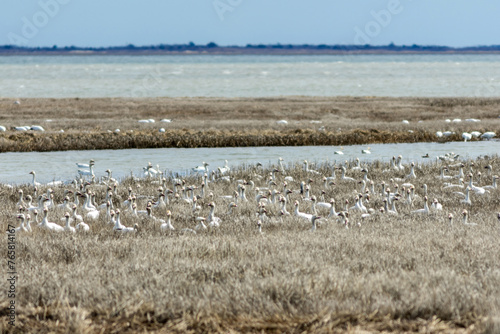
(0, 155, 499, 333)
(0, 97, 499, 152)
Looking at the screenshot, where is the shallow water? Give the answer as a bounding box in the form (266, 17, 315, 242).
(2, 141, 498, 185)
(1, 54, 499, 98)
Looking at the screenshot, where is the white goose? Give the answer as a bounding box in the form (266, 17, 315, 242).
(78, 162, 95, 177)
(327, 199, 339, 218)
(192, 162, 209, 173)
(411, 196, 429, 215)
(438, 166, 453, 180)
(483, 175, 498, 190)
(217, 160, 231, 175)
(226, 202, 237, 215)
(40, 208, 64, 232)
(294, 200, 313, 222)
(338, 166, 356, 182)
(29, 171, 41, 187)
(11, 214, 28, 233)
(461, 209, 477, 226)
(396, 155, 405, 171)
(113, 209, 135, 233)
(303, 160, 320, 174)
(76, 159, 95, 169)
(279, 196, 291, 215)
(467, 173, 487, 195)
(406, 162, 417, 179)
(351, 158, 362, 171)
(430, 198, 443, 211)
(63, 212, 76, 233)
(160, 210, 175, 231)
(454, 187, 472, 205)
(207, 202, 221, 227)
(310, 215, 322, 232)
(16, 189, 25, 208)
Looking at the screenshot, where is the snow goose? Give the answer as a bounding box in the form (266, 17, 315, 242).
(76, 159, 95, 169)
(338, 212, 349, 229)
(467, 173, 487, 195)
(461, 209, 477, 226)
(396, 155, 405, 171)
(256, 219, 263, 234)
(334, 147, 344, 155)
(279, 196, 291, 215)
(383, 199, 398, 215)
(443, 178, 464, 190)
(411, 196, 429, 215)
(447, 213, 453, 226)
(278, 157, 286, 173)
(310, 215, 322, 232)
(338, 166, 356, 182)
(438, 166, 453, 180)
(113, 209, 135, 233)
(480, 132, 496, 140)
(351, 158, 362, 171)
(63, 212, 76, 233)
(226, 202, 237, 215)
(294, 200, 313, 221)
(454, 187, 472, 205)
(40, 208, 64, 232)
(361, 147, 371, 154)
(484, 164, 493, 176)
(192, 162, 209, 173)
(327, 199, 339, 218)
(78, 162, 95, 178)
(483, 175, 498, 190)
(16, 189, 26, 208)
(462, 132, 472, 142)
(29, 171, 41, 187)
(160, 210, 175, 231)
(217, 160, 231, 175)
(207, 202, 221, 227)
(430, 198, 443, 211)
(11, 214, 28, 233)
(303, 160, 320, 174)
(406, 162, 417, 179)
(194, 217, 207, 231)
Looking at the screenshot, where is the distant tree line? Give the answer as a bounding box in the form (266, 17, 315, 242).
(1, 43, 500, 53)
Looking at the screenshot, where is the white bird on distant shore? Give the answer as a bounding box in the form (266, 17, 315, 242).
(481, 132, 496, 140)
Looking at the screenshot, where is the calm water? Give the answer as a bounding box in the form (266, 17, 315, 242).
(1, 141, 498, 185)
(1, 54, 499, 98)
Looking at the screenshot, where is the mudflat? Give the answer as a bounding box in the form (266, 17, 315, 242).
(0, 96, 499, 152)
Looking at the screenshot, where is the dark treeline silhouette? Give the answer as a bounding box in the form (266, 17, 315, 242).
(1, 43, 500, 55)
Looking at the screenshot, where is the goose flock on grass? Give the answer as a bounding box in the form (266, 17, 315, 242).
(5, 153, 500, 236)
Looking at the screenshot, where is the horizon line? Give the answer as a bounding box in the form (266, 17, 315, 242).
(2, 42, 500, 50)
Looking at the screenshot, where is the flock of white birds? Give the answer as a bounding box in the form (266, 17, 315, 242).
(7, 149, 500, 237)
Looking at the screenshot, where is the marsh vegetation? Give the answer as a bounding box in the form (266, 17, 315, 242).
(0, 97, 499, 152)
(1, 154, 499, 333)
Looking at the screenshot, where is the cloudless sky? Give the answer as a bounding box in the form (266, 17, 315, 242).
(1, 0, 499, 47)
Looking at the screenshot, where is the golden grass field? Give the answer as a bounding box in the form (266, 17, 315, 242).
(1, 152, 499, 333)
(0, 97, 499, 151)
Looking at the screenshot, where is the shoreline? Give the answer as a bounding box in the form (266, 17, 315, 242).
(0, 96, 498, 152)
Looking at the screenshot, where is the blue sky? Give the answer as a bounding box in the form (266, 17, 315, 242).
(1, 0, 499, 47)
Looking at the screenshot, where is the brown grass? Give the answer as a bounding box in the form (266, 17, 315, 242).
(0, 97, 499, 152)
(0, 155, 499, 333)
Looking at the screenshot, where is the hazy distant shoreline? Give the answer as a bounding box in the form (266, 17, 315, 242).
(2, 43, 500, 56)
